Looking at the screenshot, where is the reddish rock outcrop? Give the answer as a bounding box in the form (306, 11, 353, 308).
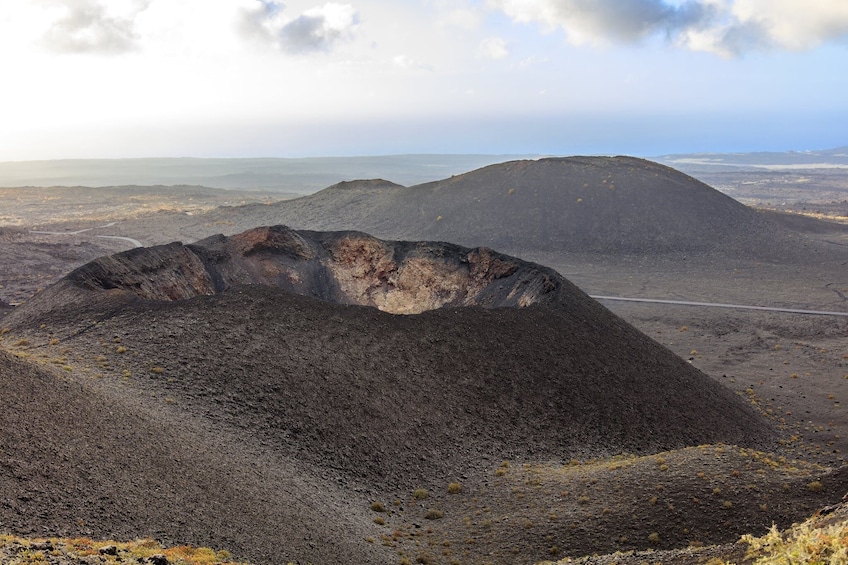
(64, 226, 562, 314)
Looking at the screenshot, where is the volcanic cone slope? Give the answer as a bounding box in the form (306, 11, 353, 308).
(0, 349, 390, 565)
(6, 227, 774, 484)
(0, 227, 785, 564)
(201, 156, 827, 258)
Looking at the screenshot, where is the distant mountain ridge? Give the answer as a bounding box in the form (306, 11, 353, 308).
(0, 154, 535, 192)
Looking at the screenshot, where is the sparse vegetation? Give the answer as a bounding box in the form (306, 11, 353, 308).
(424, 509, 443, 520)
(0, 535, 250, 565)
(412, 488, 429, 501)
(736, 519, 848, 564)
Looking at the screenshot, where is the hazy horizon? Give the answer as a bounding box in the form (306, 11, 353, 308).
(1, 147, 847, 194)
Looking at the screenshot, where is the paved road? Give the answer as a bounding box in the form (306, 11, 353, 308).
(30, 222, 142, 248)
(591, 295, 848, 317)
(95, 235, 143, 248)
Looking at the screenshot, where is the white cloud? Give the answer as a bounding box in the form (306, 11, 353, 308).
(237, 1, 359, 54)
(477, 36, 509, 59)
(392, 54, 434, 71)
(38, 0, 151, 54)
(726, 0, 848, 51)
(488, 0, 696, 45)
(236, 0, 285, 43)
(488, 0, 848, 56)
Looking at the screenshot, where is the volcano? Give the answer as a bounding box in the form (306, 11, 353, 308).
(0, 226, 786, 564)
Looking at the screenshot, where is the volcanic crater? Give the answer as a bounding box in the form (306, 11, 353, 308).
(66, 225, 561, 314)
(4, 227, 778, 481)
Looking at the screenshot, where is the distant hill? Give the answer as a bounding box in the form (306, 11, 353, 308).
(190, 156, 833, 258)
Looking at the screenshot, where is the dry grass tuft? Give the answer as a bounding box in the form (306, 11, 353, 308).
(0, 535, 251, 565)
(424, 509, 444, 520)
(412, 488, 429, 501)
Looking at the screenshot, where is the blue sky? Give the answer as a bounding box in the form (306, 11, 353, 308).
(1, 0, 846, 160)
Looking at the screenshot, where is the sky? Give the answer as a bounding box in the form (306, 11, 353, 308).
(0, 0, 847, 160)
